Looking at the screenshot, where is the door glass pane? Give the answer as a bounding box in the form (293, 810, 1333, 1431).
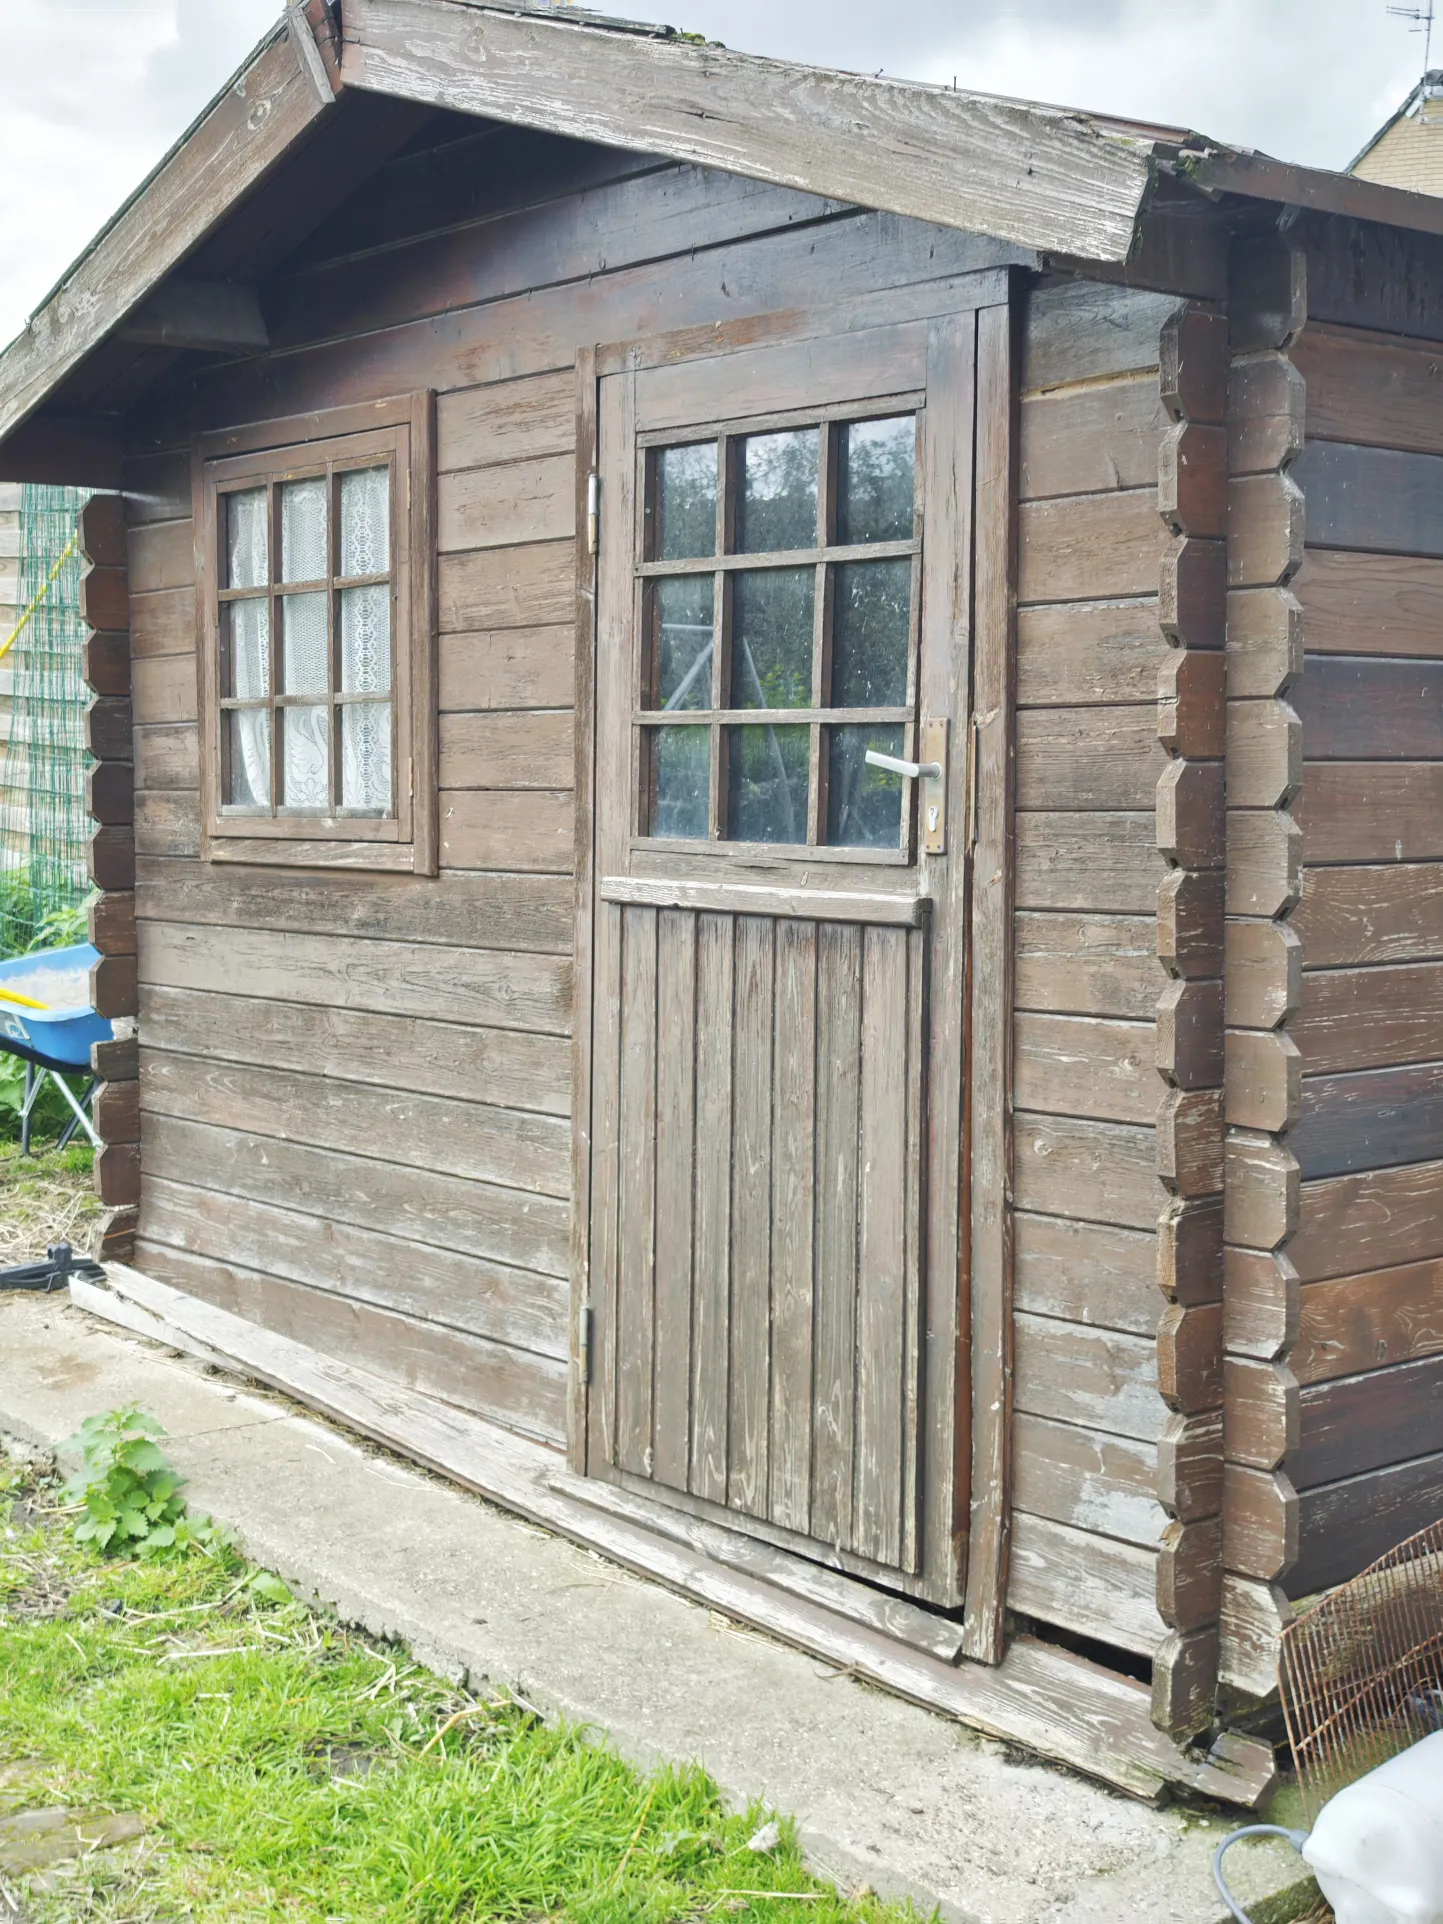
(226, 598, 270, 698)
(650, 725, 710, 838)
(651, 576, 714, 711)
(226, 488, 268, 588)
(655, 444, 716, 560)
(737, 430, 818, 553)
(727, 723, 808, 843)
(341, 702, 392, 810)
(282, 592, 330, 695)
(341, 585, 391, 694)
(827, 723, 905, 848)
(224, 710, 271, 807)
(339, 466, 390, 576)
(831, 559, 911, 707)
(730, 568, 813, 710)
(280, 476, 328, 583)
(837, 416, 916, 545)
(282, 705, 330, 809)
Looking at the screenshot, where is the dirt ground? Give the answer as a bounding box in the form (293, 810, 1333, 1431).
(0, 1147, 105, 1268)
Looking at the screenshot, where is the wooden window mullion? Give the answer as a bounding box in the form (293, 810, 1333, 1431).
(268, 480, 281, 818)
(328, 461, 341, 814)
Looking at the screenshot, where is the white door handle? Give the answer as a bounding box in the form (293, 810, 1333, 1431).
(865, 748, 943, 781)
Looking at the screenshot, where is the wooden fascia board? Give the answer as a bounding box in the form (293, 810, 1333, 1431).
(1181, 148, 1443, 243)
(338, 0, 1160, 262)
(0, 17, 334, 449)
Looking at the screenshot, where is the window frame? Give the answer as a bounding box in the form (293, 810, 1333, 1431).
(195, 392, 437, 874)
(630, 394, 926, 866)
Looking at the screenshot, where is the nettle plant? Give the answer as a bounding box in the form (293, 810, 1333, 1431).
(62, 1407, 224, 1558)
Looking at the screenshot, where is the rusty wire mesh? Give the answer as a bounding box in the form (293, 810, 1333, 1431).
(1280, 1516, 1443, 1825)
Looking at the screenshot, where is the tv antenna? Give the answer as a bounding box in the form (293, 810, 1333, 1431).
(1388, 0, 1436, 73)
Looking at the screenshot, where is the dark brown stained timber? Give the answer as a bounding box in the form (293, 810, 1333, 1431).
(1294, 440, 1443, 558)
(1292, 1352, 1443, 1490)
(1294, 764, 1443, 863)
(1290, 1452, 1443, 1599)
(1291, 1160, 1443, 1284)
(1293, 323, 1443, 457)
(1290, 1062, 1443, 1179)
(1293, 863, 1443, 968)
(1292, 963, 1443, 1074)
(1293, 1257, 1443, 1383)
(1014, 912, 1165, 1020)
(1291, 657, 1443, 759)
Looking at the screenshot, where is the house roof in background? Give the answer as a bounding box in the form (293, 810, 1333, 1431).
(1349, 70, 1443, 194)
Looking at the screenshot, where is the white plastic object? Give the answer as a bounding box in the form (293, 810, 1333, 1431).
(863, 748, 942, 780)
(1303, 1729, 1443, 1924)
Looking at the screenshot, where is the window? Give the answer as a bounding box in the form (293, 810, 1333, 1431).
(635, 409, 920, 855)
(197, 396, 435, 872)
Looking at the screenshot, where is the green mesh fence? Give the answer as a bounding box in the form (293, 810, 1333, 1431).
(0, 485, 93, 957)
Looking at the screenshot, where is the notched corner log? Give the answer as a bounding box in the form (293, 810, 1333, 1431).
(1158, 1406, 1223, 1518)
(1157, 976, 1224, 1090)
(1225, 1027, 1301, 1135)
(1226, 812, 1302, 919)
(1222, 1464, 1299, 1582)
(1224, 917, 1301, 1030)
(1158, 1086, 1224, 1196)
(88, 889, 136, 957)
(1158, 1298, 1223, 1413)
(1153, 1624, 1221, 1740)
(89, 825, 136, 894)
(1223, 1356, 1300, 1472)
(79, 565, 129, 634)
(94, 1142, 141, 1209)
(1158, 868, 1224, 979)
(1157, 1513, 1223, 1631)
(83, 633, 131, 699)
(1160, 422, 1227, 538)
(1227, 586, 1302, 701)
(1223, 1131, 1299, 1251)
(1160, 305, 1229, 426)
(1227, 353, 1306, 477)
(1158, 648, 1226, 759)
(1227, 698, 1302, 810)
(93, 1078, 141, 1146)
(1158, 1193, 1224, 1305)
(1218, 1574, 1289, 1698)
(79, 494, 126, 568)
(87, 761, 134, 827)
(86, 695, 134, 762)
(90, 953, 138, 1021)
(1158, 758, 1225, 868)
(1160, 537, 1226, 649)
(1228, 471, 1305, 590)
(1230, 231, 1306, 355)
(1223, 1245, 1300, 1362)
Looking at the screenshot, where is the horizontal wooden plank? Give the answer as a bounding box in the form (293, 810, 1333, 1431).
(1012, 1112, 1162, 1233)
(635, 320, 927, 436)
(1292, 1158, 1443, 1284)
(1016, 705, 1166, 811)
(143, 1109, 568, 1279)
(439, 708, 573, 791)
(1018, 490, 1171, 606)
(1014, 911, 1165, 1021)
(141, 1172, 567, 1358)
(1021, 283, 1177, 392)
(1294, 1351, 1443, 1490)
(599, 875, 925, 926)
(1292, 656, 1443, 761)
(1294, 440, 1443, 559)
(140, 1050, 570, 1198)
(134, 790, 199, 859)
(131, 1236, 566, 1445)
(1293, 547, 1443, 658)
(439, 625, 575, 713)
(1015, 1310, 1168, 1442)
(135, 855, 573, 955)
(1013, 1413, 1165, 1547)
(439, 540, 574, 631)
(437, 370, 576, 474)
(1015, 598, 1164, 707)
(128, 517, 193, 595)
(1293, 961, 1443, 1075)
(439, 788, 573, 873)
(129, 586, 195, 659)
(1008, 1511, 1165, 1656)
(132, 653, 197, 727)
(1296, 763, 1443, 863)
(1293, 862, 1443, 968)
(1294, 1256, 1443, 1387)
(123, 449, 191, 526)
(141, 981, 569, 1116)
(139, 917, 571, 1035)
(1016, 812, 1167, 915)
(1292, 1449, 1443, 1598)
(1014, 1012, 1157, 1126)
(1294, 323, 1443, 458)
(1013, 1211, 1158, 1336)
(1292, 1059, 1443, 1179)
(438, 453, 574, 553)
(134, 723, 198, 792)
(1018, 376, 1166, 501)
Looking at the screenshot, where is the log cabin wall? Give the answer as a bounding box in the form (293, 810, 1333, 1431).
(119, 115, 1025, 1452)
(1008, 280, 1228, 1713)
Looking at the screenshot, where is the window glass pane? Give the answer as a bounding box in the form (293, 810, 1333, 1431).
(225, 710, 270, 807)
(282, 592, 330, 695)
(340, 466, 390, 577)
(655, 444, 716, 560)
(650, 576, 713, 711)
(280, 476, 328, 583)
(831, 559, 911, 708)
(342, 702, 392, 810)
(737, 430, 818, 553)
(837, 417, 916, 545)
(226, 598, 270, 698)
(726, 723, 808, 844)
(731, 568, 814, 710)
(282, 705, 329, 810)
(650, 725, 710, 839)
(226, 488, 268, 589)
(827, 723, 905, 849)
(341, 585, 391, 695)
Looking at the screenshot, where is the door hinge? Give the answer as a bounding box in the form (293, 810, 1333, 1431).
(586, 472, 600, 556)
(577, 1303, 593, 1383)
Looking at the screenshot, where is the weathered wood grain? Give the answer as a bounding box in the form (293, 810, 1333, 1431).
(1226, 811, 1301, 918)
(1157, 759, 1225, 869)
(1225, 919, 1300, 1030)
(1157, 1300, 1222, 1414)
(1013, 1211, 1157, 1336)
(438, 788, 573, 872)
(1018, 377, 1167, 500)
(1159, 422, 1227, 539)
(131, 654, 197, 727)
(128, 518, 193, 595)
(1160, 304, 1228, 426)
(1291, 1449, 1443, 1598)
(1018, 490, 1171, 605)
(439, 540, 575, 632)
(1227, 353, 1305, 476)
(1294, 1352, 1443, 1490)
(1225, 1029, 1301, 1135)
(1226, 587, 1301, 701)
(1293, 1256, 1443, 1385)
(1157, 978, 1224, 1089)
(1014, 1413, 1165, 1547)
(1017, 705, 1165, 809)
(1293, 657, 1443, 761)
(1226, 701, 1300, 809)
(1222, 1465, 1298, 1582)
(134, 723, 198, 793)
(1021, 284, 1179, 392)
(1012, 1111, 1161, 1233)
(1016, 812, 1167, 915)
(1293, 323, 1443, 458)
(439, 709, 573, 790)
(1292, 1060, 1443, 1179)
(439, 453, 574, 553)
(1015, 599, 1164, 707)
(1223, 1246, 1299, 1364)
(1293, 960, 1443, 1075)
(439, 625, 574, 713)
(1293, 862, 1443, 968)
(1296, 763, 1443, 863)
(1157, 1087, 1225, 1198)
(1227, 472, 1303, 589)
(1222, 1357, 1298, 1470)
(1292, 1158, 1443, 1283)
(1294, 439, 1443, 559)
(1158, 649, 1225, 760)
(1014, 910, 1165, 1020)
(1292, 548, 1443, 659)
(1223, 1131, 1299, 1253)
(437, 370, 577, 473)
(1008, 1512, 1165, 1656)
(1158, 870, 1225, 981)
(1217, 1575, 1289, 1696)
(1015, 1311, 1168, 1443)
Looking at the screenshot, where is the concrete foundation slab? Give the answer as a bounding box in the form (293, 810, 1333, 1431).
(0, 1295, 1317, 1924)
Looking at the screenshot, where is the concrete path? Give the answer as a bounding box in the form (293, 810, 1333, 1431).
(0, 1295, 1315, 1923)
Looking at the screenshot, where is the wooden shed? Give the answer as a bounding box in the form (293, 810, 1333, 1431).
(4, 0, 1443, 1803)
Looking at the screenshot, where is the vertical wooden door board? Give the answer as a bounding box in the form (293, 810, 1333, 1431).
(691, 912, 735, 1505)
(569, 346, 598, 1472)
(651, 907, 698, 1493)
(729, 915, 775, 1519)
(811, 920, 863, 1549)
(615, 904, 659, 1478)
(769, 917, 818, 1536)
(964, 294, 1019, 1661)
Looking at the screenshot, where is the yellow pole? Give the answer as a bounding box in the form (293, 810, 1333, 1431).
(0, 530, 79, 666)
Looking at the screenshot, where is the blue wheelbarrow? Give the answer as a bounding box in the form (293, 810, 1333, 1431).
(0, 942, 113, 1153)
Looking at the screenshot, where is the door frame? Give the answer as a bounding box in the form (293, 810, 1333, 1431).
(571, 265, 1020, 1642)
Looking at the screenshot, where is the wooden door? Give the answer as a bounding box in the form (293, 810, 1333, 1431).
(582, 306, 996, 1607)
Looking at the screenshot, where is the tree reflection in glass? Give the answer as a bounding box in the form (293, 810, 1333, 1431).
(728, 724, 809, 843)
(652, 576, 714, 711)
(827, 723, 904, 848)
(731, 568, 814, 709)
(655, 443, 717, 560)
(737, 430, 819, 552)
(837, 417, 916, 545)
(651, 725, 710, 838)
(832, 559, 910, 707)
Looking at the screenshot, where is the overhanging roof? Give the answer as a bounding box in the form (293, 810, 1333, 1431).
(9, 0, 1443, 456)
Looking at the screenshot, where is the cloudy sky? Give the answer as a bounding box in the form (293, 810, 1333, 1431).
(0, 0, 1426, 348)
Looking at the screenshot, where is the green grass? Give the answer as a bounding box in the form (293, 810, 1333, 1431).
(0, 1454, 926, 1923)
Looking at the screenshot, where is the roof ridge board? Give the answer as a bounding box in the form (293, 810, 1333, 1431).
(446, 0, 679, 37)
